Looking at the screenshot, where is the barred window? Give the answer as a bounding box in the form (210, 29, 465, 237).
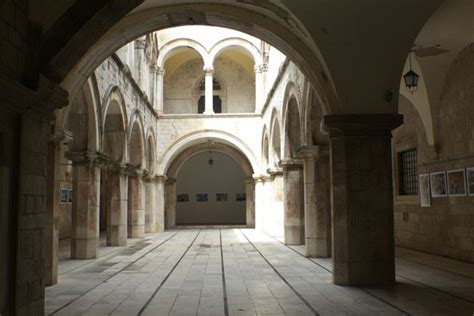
(398, 149, 418, 195)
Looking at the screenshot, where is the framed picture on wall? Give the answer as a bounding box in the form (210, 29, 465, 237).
(419, 174, 430, 207)
(447, 169, 467, 197)
(467, 167, 474, 196)
(196, 193, 208, 202)
(60, 188, 68, 203)
(236, 193, 246, 202)
(68, 189, 73, 203)
(430, 171, 447, 198)
(177, 194, 189, 202)
(216, 193, 228, 202)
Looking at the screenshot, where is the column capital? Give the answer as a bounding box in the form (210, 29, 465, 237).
(127, 167, 144, 178)
(203, 66, 214, 75)
(134, 38, 146, 49)
(66, 151, 109, 166)
(298, 145, 329, 159)
(267, 167, 283, 176)
(322, 114, 403, 138)
(279, 158, 303, 169)
(166, 177, 177, 185)
(156, 65, 165, 76)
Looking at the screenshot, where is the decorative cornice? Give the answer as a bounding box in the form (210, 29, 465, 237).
(298, 145, 329, 159)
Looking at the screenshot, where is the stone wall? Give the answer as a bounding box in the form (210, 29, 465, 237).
(393, 43, 474, 263)
(164, 57, 255, 114)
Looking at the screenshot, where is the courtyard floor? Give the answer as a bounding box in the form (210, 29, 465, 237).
(46, 229, 474, 315)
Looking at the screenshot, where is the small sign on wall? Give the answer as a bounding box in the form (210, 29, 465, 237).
(447, 169, 467, 197)
(177, 194, 189, 202)
(196, 193, 208, 202)
(419, 174, 430, 207)
(216, 193, 228, 202)
(467, 167, 474, 196)
(430, 171, 447, 198)
(236, 193, 246, 202)
(60, 188, 72, 204)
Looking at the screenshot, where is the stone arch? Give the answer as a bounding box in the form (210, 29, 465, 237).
(127, 111, 146, 168)
(159, 130, 260, 175)
(102, 86, 127, 163)
(269, 108, 282, 168)
(157, 38, 208, 69)
(282, 82, 303, 159)
(304, 82, 328, 146)
(145, 128, 156, 174)
(208, 37, 262, 67)
(261, 125, 270, 169)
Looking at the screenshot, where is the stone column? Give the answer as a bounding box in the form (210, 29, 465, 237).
(281, 159, 305, 245)
(165, 178, 177, 228)
(68, 152, 101, 259)
(253, 175, 265, 231)
(300, 146, 331, 258)
(203, 66, 214, 114)
(128, 169, 145, 238)
(245, 177, 256, 227)
(323, 114, 403, 286)
(134, 38, 146, 88)
(155, 66, 165, 115)
(156, 175, 166, 232)
(254, 64, 265, 113)
(106, 163, 128, 246)
(267, 168, 284, 237)
(144, 173, 158, 233)
(148, 65, 156, 109)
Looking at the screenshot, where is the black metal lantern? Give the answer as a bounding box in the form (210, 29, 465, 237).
(208, 150, 214, 166)
(404, 52, 419, 94)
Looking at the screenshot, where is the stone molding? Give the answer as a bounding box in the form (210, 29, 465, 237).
(279, 158, 303, 169)
(267, 167, 283, 176)
(323, 114, 404, 137)
(166, 177, 177, 185)
(66, 151, 108, 167)
(134, 39, 146, 49)
(298, 145, 329, 159)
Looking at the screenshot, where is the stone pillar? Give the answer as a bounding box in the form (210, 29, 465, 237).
(253, 175, 265, 231)
(106, 164, 128, 246)
(134, 38, 146, 88)
(68, 152, 101, 259)
(323, 114, 403, 286)
(156, 175, 166, 232)
(281, 159, 305, 245)
(245, 177, 256, 227)
(155, 66, 165, 115)
(254, 64, 265, 113)
(267, 168, 284, 237)
(300, 146, 331, 258)
(148, 65, 156, 108)
(45, 131, 70, 285)
(165, 178, 177, 228)
(144, 174, 158, 233)
(128, 169, 145, 238)
(203, 67, 214, 114)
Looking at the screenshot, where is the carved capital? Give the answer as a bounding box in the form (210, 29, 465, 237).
(298, 145, 329, 160)
(134, 39, 146, 49)
(203, 66, 214, 76)
(279, 158, 303, 170)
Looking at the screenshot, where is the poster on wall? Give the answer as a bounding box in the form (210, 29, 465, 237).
(447, 169, 467, 197)
(467, 167, 474, 196)
(177, 194, 189, 202)
(236, 193, 246, 202)
(419, 174, 431, 207)
(196, 193, 208, 202)
(430, 171, 447, 198)
(60, 188, 68, 203)
(216, 193, 228, 202)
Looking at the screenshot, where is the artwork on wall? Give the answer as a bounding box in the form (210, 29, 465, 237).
(430, 171, 447, 197)
(419, 174, 431, 207)
(196, 193, 208, 202)
(177, 194, 189, 202)
(447, 169, 467, 197)
(68, 189, 73, 203)
(216, 193, 228, 202)
(236, 193, 246, 201)
(466, 167, 474, 196)
(60, 188, 69, 203)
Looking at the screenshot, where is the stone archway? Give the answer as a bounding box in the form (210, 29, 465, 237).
(164, 141, 255, 228)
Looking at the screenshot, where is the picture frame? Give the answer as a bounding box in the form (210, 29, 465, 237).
(419, 173, 430, 207)
(196, 193, 208, 202)
(177, 194, 189, 202)
(216, 193, 228, 202)
(466, 167, 474, 197)
(60, 188, 69, 203)
(430, 171, 447, 198)
(447, 169, 467, 197)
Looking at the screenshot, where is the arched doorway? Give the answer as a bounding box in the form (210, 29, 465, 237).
(164, 140, 255, 228)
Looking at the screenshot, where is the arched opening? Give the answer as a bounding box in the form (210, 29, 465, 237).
(270, 115, 282, 168)
(127, 118, 145, 238)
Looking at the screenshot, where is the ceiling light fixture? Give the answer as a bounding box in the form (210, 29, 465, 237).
(403, 51, 420, 94)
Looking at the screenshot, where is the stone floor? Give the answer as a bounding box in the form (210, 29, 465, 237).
(46, 229, 474, 315)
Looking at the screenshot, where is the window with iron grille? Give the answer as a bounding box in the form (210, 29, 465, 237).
(398, 149, 418, 195)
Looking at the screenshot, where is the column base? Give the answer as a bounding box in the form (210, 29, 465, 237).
(107, 225, 127, 246)
(71, 237, 98, 259)
(305, 237, 330, 258)
(333, 261, 395, 286)
(145, 223, 158, 233)
(284, 226, 305, 245)
(128, 225, 145, 238)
